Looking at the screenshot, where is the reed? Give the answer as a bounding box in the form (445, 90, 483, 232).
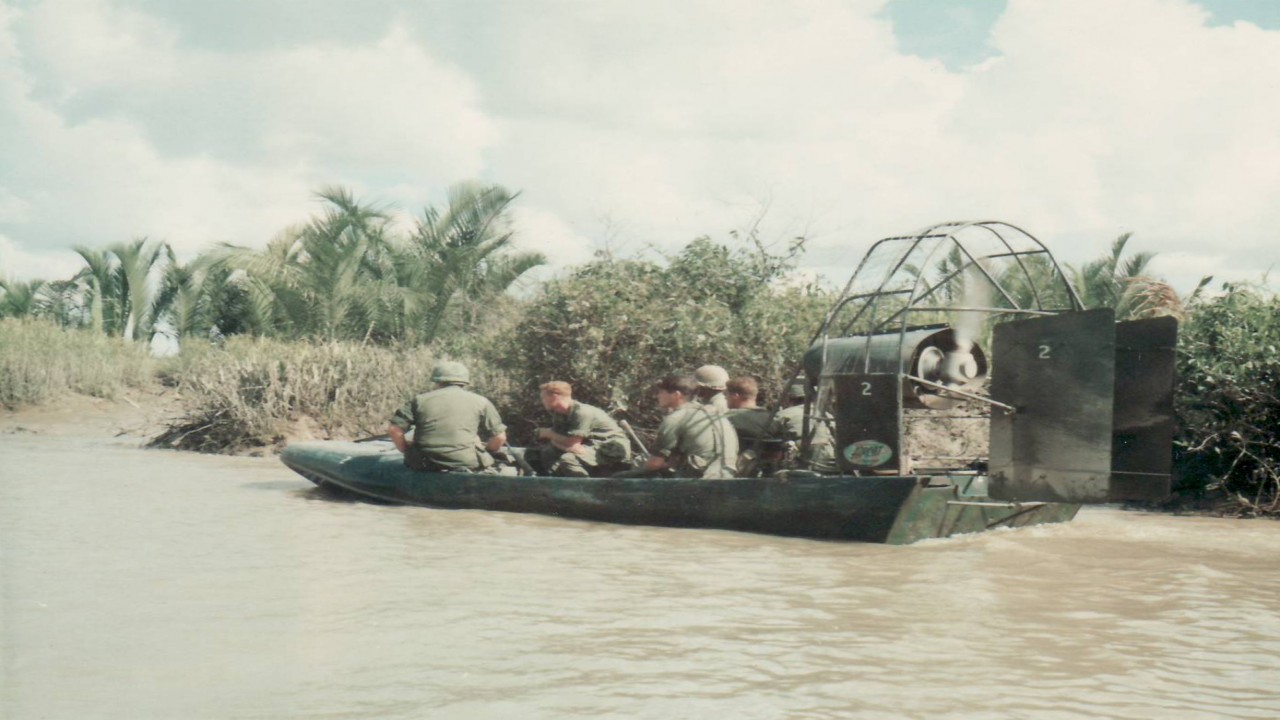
(154, 337, 504, 452)
(0, 318, 154, 408)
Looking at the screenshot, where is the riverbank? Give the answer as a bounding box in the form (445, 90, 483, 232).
(0, 387, 325, 457)
(0, 386, 177, 443)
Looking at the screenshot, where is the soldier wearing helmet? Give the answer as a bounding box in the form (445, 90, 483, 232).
(387, 360, 508, 472)
(693, 364, 730, 414)
(627, 374, 738, 479)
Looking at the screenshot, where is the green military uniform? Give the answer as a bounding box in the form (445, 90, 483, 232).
(726, 408, 772, 443)
(531, 400, 631, 477)
(390, 385, 506, 472)
(770, 404, 838, 473)
(726, 407, 773, 476)
(653, 403, 739, 479)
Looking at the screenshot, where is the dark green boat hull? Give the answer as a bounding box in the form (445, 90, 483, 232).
(281, 441, 1079, 545)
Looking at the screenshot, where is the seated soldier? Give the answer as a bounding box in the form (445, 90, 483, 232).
(636, 374, 738, 479)
(693, 364, 731, 414)
(770, 381, 838, 473)
(528, 381, 631, 477)
(725, 376, 772, 440)
(387, 360, 507, 472)
(725, 376, 773, 476)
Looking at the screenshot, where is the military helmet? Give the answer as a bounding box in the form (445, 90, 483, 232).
(431, 360, 471, 385)
(693, 364, 729, 390)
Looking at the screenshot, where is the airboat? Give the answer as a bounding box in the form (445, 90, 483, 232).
(281, 220, 1177, 544)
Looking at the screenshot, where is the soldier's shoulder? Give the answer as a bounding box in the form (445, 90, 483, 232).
(572, 400, 611, 418)
(458, 388, 498, 406)
(661, 405, 694, 423)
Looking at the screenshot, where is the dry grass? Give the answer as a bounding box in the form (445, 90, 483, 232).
(153, 337, 504, 453)
(0, 318, 154, 408)
(1125, 276, 1187, 320)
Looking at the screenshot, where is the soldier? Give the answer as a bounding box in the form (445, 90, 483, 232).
(387, 360, 508, 472)
(770, 380, 838, 473)
(725, 375, 773, 476)
(693, 364, 730, 414)
(528, 381, 631, 477)
(725, 376, 772, 442)
(639, 374, 738, 479)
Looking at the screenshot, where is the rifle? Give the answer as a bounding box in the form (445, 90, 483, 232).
(618, 419, 649, 459)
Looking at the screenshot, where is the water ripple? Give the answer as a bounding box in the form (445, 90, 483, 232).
(3, 436, 1279, 719)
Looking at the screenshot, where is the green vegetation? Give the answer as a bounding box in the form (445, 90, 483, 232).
(0, 182, 544, 348)
(501, 237, 829, 437)
(2, 180, 1275, 514)
(152, 338, 445, 453)
(0, 318, 153, 407)
(1174, 281, 1280, 515)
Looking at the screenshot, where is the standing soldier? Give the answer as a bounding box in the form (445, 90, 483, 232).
(529, 381, 631, 476)
(637, 374, 738, 479)
(387, 360, 508, 472)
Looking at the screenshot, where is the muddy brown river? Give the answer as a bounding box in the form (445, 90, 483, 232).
(2, 432, 1279, 719)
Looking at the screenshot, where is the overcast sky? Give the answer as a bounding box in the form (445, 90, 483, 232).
(1, 0, 1278, 292)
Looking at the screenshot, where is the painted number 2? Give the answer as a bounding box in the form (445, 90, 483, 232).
(861, 381, 872, 396)
(1038, 344, 1052, 359)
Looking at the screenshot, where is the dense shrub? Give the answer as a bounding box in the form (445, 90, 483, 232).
(0, 318, 153, 407)
(154, 338, 500, 452)
(499, 238, 830, 442)
(1173, 282, 1280, 515)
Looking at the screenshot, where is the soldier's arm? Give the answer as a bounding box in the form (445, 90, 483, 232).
(479, 399, 508, 453)
(388, 400, 415, 453)
(646, 411, 683, 471)
(537, 428, 587, 454)
(387, 425, 409, 453)
(485, 432, 508, 453)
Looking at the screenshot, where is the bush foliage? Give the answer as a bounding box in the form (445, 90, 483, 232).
(144, 237, 827, 450)
(10, 215, 1280, 518)
(153, 338, 447, 452)
(1173, 282, 1280, 514)
(500, 238, 829, 440)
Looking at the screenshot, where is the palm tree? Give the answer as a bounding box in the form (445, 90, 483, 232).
(73, 246, 118, 334)
(72, 238, 173, 340)
(214, 188, 392, 341)
(0, 279, 47, 318)
(400, 182, 546, 344)
(154, 251, 231, 347)
(111, 237, 170, 342)
(1071, 233, 1156, 319)
(206, 182, 545, 345)
(299, 186, 392, 340)
(41, 279, 86, 327)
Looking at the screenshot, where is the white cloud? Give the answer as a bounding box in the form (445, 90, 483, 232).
(1, 0, 497, 273)
(0, 0, 1276, 298)
(508, 204, 596, 267)
(942, 0, 1280, 274)
(0, 233, 82, 279)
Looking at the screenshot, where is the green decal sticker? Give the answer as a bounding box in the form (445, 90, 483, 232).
(843, 440, 894, 467)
